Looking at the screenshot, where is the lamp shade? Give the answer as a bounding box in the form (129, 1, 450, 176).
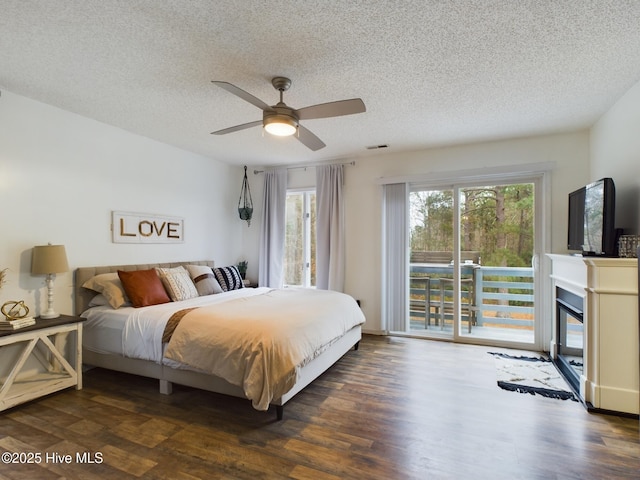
(31, 244, 69, 274)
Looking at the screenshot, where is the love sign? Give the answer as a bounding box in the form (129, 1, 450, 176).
(112, 211, 184, 244)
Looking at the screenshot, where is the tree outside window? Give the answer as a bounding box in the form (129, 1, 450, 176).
(284, 190, 316, 287)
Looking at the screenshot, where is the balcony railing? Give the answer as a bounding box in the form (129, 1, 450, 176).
(409, 264, 534, 331)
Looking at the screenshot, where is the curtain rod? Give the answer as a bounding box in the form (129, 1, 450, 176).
(253, 160, 355, 175)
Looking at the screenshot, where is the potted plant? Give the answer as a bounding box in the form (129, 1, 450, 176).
(237, 261, 248, 280)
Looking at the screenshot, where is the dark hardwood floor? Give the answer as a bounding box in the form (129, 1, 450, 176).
(1, 335, 638, 479)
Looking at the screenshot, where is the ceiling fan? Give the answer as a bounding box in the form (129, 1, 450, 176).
(210, 77, 366, 151)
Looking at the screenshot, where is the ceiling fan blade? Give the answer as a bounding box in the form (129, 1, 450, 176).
(212, 81, 273, 112)
(296, 124, 326, 151)
(296, 98, 366, 120)
(211, 120, 262, 135)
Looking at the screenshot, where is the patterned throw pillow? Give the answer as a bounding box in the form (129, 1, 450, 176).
(185, 264, 223, 296)
(155, 266, 199, 302)
(213, 266, 244, 292)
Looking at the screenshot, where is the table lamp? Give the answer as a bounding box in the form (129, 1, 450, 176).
(31, 244, 69, 319)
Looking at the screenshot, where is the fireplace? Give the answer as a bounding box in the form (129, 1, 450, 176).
(548, 254, 638, 415)
(554, 287, 583, 394)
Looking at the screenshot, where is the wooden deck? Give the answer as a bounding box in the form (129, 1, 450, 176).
(409, 264, 535, 334)
(408, 318, 535, 342)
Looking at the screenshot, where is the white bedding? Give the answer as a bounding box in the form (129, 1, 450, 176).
(164, 288, 365, 410)
(83, 287, 269, 362)
(82, 287, 365, 410)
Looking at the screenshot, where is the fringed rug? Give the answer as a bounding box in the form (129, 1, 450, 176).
(489, 352, 578, 402)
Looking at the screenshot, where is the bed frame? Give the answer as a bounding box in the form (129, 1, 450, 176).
(74, 261, 361, 420)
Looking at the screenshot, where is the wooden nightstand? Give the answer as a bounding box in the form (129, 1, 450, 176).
(0, 314, 85, 412)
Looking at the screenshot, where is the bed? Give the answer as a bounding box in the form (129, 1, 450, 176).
(74, 261, 364, 419)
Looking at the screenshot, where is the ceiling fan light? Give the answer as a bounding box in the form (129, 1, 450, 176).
(264, 116, 297, 136)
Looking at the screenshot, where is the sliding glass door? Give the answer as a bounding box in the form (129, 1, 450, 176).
(409, 188, 455, 338)
(406, 178, 541, 349)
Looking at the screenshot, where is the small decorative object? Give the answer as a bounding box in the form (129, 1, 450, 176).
(238, 165, 253, 226)
(31, 243, 69, 319)
(1, 299, 35, 330)
(0, 268, 7, 290)
(237, 260, 248, 280)
(618, 235, 640, 258)
(1, 300, 30, 320)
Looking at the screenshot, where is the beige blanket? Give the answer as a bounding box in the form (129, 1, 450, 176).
(163, 288, 365, 410)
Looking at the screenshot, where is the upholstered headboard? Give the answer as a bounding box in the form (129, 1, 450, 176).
(74, 260, 215, 315)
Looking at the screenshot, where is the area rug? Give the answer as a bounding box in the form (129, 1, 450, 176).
(489, 352, 578, 402)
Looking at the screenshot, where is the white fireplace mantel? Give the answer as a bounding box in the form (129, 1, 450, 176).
(548, 254, 639, 415)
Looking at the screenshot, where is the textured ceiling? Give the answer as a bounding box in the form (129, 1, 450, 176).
(2, 1, 640, 167)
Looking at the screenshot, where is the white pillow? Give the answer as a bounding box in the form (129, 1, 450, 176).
(88, 294, 109, 307)
(186, 264, 223, 296)
(155, 266, 199, 302)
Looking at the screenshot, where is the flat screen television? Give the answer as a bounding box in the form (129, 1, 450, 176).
(567, 177, 617, 256)
(567, 186, 585, 252)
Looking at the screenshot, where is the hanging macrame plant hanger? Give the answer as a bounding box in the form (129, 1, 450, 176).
(238, 165, 253, 226)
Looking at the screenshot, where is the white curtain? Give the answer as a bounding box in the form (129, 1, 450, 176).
(258, 168, 287, 288)
(316, 164, 345, 291)
(382, 183, 409, 332)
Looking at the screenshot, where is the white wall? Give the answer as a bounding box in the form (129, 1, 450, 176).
(591, 78, 640, 234)
(0, 88, 597, 335)
(248, 132, 590, 333)
(345, 134, 590, 333)
(0, 91, 244, 316)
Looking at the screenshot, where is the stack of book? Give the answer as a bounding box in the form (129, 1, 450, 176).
(0, 317, 36, 331)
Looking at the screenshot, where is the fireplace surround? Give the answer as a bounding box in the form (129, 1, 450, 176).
(548, 254, 639, 416)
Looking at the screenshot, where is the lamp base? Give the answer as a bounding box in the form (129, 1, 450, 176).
(41, 274, 60, 319)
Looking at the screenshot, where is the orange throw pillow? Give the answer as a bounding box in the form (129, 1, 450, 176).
(117, 269, 171, 308)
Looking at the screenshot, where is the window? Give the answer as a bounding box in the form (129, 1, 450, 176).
(284, 190, 316, 287)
